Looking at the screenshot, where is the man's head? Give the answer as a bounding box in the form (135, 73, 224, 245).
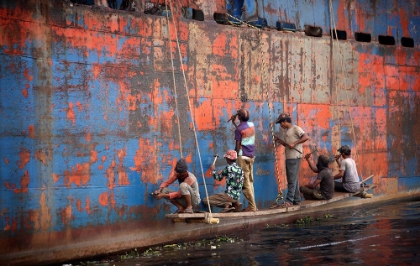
(275, 113, 292, 128)
(316, 154, 330, 170)
(337, 145, 351, 156)
(237, 108, 250, 122)
(175, 158, 188, 178)
(223, 150, 237, 163)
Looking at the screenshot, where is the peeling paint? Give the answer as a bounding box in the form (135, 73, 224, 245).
(0, 0, 419, 265)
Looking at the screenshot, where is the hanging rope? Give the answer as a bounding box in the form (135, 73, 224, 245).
(164, 1, 183, 158)
(165, 0, 213, 217)
(328, 0, 360, 170)
(226, 13, 284, 203)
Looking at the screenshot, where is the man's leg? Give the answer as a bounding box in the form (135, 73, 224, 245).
(299, 185, 316, 200)
(160, 187, 186, 211)
(293, 159, 301, 204)
(238, 156, 257, 211)
(179, 183, 194, 210)
(334, 182, 348, 192)
(203, 193, 233, 208)
(202, 194, 220, 207)
(285, 159, 300, 204)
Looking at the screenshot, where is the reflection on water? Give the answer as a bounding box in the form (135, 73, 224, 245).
(72, 199, 420, 266)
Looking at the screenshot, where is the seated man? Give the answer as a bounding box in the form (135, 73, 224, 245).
(153, 158, 200, 214)
(300, 153, 334, 200)
(202, 150, 244, 213)
(333, 145, 361, 193)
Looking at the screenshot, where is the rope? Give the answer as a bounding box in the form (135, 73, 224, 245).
(227, 12, 284, 202)
(164, 0, 183, 157)
(328, 0, 360, 171)
(165, 0, 212, 215)
(259, 34, 283, 202)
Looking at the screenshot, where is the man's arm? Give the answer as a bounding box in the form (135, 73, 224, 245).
(333, 169, 344, 180)
(153, 172, 177, 196)
(289, 133, 309, 148)
(304, 153, 319, 173)
(274, 135, 287, 146)
(235, 139, 241, 154)
(334, 154, 341, 168)
(307, 178, 321, 189)
(229, 114, 239, 128)
(213, 167, 228, 181)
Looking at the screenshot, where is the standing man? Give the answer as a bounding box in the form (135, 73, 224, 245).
(202, 150, 244, 213)
(300, 153, 334, 200)
(230, 108, 257, 212)
(273, 113, 309, 208)
(153, 158, 201, 214)
(333, 145, 361, 193)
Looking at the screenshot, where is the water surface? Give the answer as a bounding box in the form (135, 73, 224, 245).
(68, 199, 420, 265)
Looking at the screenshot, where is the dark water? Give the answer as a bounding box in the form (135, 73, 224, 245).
(69, 199, 420, 266)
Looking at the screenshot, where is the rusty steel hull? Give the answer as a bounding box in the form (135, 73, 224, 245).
(0, 0, 419, 265)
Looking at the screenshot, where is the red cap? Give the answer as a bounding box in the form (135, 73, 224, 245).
(224, 150, 237, 160)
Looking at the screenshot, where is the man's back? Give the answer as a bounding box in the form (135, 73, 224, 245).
(341, 158, 360, 192)
(318, 168, 334, 200)
(217, 163, 244, 200)
(235, 121, 255, 157)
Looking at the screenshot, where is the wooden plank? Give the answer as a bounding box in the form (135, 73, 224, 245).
(362, 175, 374, 183)
(166, 205, 300, 219)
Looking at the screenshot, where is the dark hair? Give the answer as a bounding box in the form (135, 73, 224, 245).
(275, 113, 291, 124)
(237, 109, 250, 122)
(337, 145, 351, 156)
(318, 155, 330, 167)
(175, 158, 188, 173)
(278, 117, 291, 123)
(239, 115, 249, 122)
(316, 154, 330, 171)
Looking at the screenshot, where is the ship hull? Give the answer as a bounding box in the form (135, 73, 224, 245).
(0, 0, 419, 264)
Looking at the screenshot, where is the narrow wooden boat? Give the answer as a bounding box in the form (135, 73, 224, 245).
(166, 176, 375, 223)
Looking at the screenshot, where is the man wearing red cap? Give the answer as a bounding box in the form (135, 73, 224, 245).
(203, 150, 244, 212)
(230, 108, 257, 212)
(153, 158, 201, 214)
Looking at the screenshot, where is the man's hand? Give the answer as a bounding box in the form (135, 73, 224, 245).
(154, 192, 168, 200)
(274, 136, 286, 146)
(153, 189, 163, 199)
(210, 164, 215, 171)
(304, 153, 312, 160)
(228, 114, 238, 122)
(334, 154, 341, 161)
(288, 142, 296, 149)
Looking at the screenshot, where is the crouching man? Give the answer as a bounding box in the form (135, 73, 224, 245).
(300, 153, 334, 200)
(153, 158, 200, 214)
(202, 150, 244, 213)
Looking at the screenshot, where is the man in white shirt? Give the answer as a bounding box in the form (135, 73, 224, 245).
(333, 145, 361, 193)
(273, 113, 309, 207)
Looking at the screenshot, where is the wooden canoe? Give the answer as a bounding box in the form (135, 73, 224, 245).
(166, 175, 375, 222)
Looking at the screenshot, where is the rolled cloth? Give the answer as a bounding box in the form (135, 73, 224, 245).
(175, 158, 188, 173)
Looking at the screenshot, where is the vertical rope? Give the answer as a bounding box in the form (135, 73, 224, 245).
(165, 0, 183, 158)
(259, 31, 283, 202)
(328, 0, 360, 172)
(166, 0, 212, 215)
